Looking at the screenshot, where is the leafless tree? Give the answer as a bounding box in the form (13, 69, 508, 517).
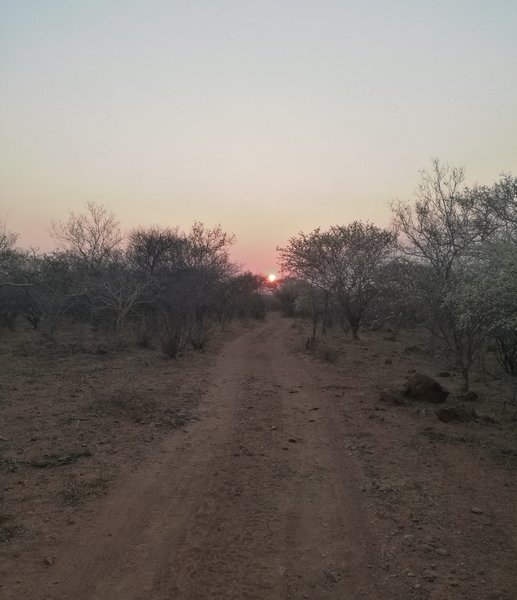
(127, 226, 185, 275)
(278, 229, 335, 334)
(22, 252, 85, 337)
(325, 223, 395, 340)
(185, 222, 236, 276)
(278, 222, 395, 340)
(90, 265, 155, 332)
(217, 272, 265, 326)
(0, 220, 18, 254)
(392, 159, 501, 390)
(50, 202, 123, 269)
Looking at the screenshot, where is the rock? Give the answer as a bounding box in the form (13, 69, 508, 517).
(402, 372, 449, 404)
(44, 556, 54, 566)
(325, 569, 342, 583)
(436, 403, 477, 423)
(435, 547, 449, 556)
(413, 407, 429, 417)
(368, 413, 385, 423)
(404, 345, 423, 354)
(457, 390, 478, 402)
(471, 506, 483, 514)
(479, 414, 497, 424)
(379, 388, 407, 406)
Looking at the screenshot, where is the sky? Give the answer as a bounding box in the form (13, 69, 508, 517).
(1, 0, 516, 274)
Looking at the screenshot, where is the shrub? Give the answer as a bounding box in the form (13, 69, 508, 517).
(160, 316, 189, 358)
(495, 331, 517, 376)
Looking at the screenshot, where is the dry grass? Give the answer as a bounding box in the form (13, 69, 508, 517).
(0, 513, 27, 544)
(57, 475, 110, 506)
(0, 316, 222, 566)
(90, 378, 157, 419)
(366, 475, 438, 510)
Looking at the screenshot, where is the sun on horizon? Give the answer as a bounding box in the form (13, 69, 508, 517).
(267, 274, 277, 283)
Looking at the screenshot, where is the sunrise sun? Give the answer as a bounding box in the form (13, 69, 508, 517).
(268, 274, 277, 283)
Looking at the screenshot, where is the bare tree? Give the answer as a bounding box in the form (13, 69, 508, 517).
(0, 220, 18, 255)
(394, 159, 470, 278)
(464, 173, 517, 239)
(324, 223, 395, 340)
(127, 226, 185, 275)
(23, 252, 84, 337)
(91, 265, 154, 333)
(278, 229, 335, 335)
(137, 222, 238, 354)
(392, 159, 499, 390)
(278, 222, 395, 340)
(0, 220, 20, 284)
(185, 222, 236, 276)
(50, 202, 123, 269)
(217, 272, 265, 325)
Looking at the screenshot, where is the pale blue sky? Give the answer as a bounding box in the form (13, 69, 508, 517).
(1, 0, 516, 272)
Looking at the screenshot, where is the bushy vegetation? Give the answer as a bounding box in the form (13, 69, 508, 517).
(0, 205, 266, 356)
(3, 159, 517, 391)
(277, 159, 517, 391)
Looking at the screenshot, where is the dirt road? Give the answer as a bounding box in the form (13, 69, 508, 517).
(9, 316, 407, 600)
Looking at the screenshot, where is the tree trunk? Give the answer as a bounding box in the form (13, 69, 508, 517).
(348, 312, 361, 341)
(321, 293, 329, 336)
(310, 314, 318, 347)
(460, 367, 470, 393)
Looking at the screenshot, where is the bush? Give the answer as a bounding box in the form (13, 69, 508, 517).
(160, 317, 189, 358)
(314, 343, 340, 363)
(246, 293, 266, 320)
(495, 331, 517, 376)
(134, 319, 154, 349)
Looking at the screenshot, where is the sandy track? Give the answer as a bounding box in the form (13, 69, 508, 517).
(16, 316, 401, 600)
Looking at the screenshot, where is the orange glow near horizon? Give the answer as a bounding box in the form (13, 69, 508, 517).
(2, 3, 516, 277)
(268, 273, 277, 282)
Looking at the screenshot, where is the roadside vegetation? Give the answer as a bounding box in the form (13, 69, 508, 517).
(0, 211, 268, 551)
(277, 158, 517, 395)
(274, 161, 517, 597)
(1, 207, 267, 352)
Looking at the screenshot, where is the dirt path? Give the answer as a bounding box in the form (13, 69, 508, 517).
(9, 316, 406, 600)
